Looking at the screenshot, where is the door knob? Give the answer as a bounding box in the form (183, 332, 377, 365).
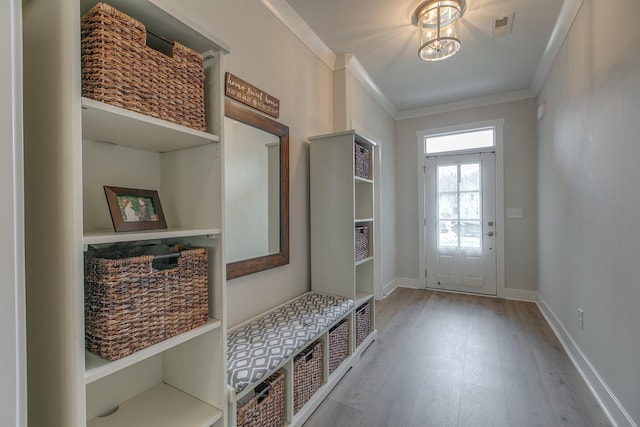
(486, 231, 494, 237)
(487, 221, 494, 226)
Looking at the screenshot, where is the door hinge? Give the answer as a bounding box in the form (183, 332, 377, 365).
(423, 165, 426, 174)
(424, 218, 427, 226)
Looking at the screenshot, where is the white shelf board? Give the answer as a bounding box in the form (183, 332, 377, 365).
(355, 293, 374, 307)
(85, 318, 222, 384)
(354, 176, 373, 185)
(84, 227, 221, 246)
(355, 218, 374, 223)
(81, 97, 219, 153)
(87, 383, 222, 427)
(354, 256, 374, 267)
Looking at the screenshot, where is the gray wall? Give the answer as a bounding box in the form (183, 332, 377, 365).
(395, 98, 538, 294)
(537, 0, 640, 424)
(0, 0, 26, 424)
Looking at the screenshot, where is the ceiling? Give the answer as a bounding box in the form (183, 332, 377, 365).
(282, 0, 566, 115)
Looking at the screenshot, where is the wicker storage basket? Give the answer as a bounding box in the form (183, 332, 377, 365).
(355, 302, 371, 348)
(81, 2, 206, 131)
(293, 340, 323, 413)
(84, 247, 208, 361)
(355, 225, 369, 262)
(354, 142, 370, 179)
(328, 318, 349, 375)
(236, 370, 285, 427)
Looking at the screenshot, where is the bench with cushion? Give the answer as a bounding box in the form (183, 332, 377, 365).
(227, 292, 354, 394)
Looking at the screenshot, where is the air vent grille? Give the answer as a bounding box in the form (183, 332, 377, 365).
(490, 12, 514, 38)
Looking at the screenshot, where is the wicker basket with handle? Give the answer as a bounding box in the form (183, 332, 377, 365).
(81, 2, 206, 131)
(355, 225, 369, 262)
(293, 340, 323, 413)
(84, 247, 208, 361)
(236, 370, 285, 427)
(355, 302, 371, 348)
(328, 318, 349, 375)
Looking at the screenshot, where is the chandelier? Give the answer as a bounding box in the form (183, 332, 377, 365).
(412, 0, 466, 61)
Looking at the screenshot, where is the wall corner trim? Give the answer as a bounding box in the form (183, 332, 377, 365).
(258, 2, 397, 118)
(530, 0, 585, 94)
(258, 0, 336, 69)
(537, 295, 637, 427)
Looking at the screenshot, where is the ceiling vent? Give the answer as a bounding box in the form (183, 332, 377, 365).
(490, 12, 514, 38)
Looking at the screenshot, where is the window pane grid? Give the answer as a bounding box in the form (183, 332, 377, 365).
(437, 162, 482, 249)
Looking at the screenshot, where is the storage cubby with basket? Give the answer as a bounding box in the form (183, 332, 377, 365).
(293, 340, 324, 413)
(23, 0, 230, 425)
(328, 318, 350, 374)
(236, 371, 285, 427)
(310, 130, 377, 354)
(84, 246, 209, 361)
(355, 302, 372, 348)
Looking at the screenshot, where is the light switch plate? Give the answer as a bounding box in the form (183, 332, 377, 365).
(507, 208, 523, 219)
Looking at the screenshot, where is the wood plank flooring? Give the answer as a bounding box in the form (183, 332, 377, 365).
(304, 288, 611, 427)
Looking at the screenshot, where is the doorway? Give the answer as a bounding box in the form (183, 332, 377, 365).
(417, 120, 505, 296)
(425, 153, 496, 294)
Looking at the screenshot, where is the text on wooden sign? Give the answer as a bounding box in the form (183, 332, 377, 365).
(225, 73, 280, 118)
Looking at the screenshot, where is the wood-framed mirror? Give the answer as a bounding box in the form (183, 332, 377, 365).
(224, 98, 289, 280)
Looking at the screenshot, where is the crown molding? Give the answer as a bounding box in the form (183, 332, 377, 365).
(530, 0, 584, 94)
(259, 1, 396, 118)
(258, 0, 336, 69)
(336, 54, 397, 118)
(396, 88, 536, 120)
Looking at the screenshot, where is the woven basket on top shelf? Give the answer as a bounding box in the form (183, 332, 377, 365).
(84, 247, 208, 361)
(81, 2, 206, 131)
(293, 340, 323, 413)
(236, 370, 285, 427)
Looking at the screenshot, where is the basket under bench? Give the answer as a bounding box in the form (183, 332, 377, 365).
(227, 292, 376, 427)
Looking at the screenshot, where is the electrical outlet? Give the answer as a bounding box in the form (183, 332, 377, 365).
(578, 308, 584, 330)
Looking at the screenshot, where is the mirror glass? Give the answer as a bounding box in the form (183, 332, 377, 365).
(225, 119, 280, 262)
(224, 99, 289, 279)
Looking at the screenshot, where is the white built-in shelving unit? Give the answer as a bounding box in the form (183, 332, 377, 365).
(23, 0, 230, 425)
(309, 130, 377, 354)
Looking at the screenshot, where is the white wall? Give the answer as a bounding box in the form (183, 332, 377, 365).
(174, 0, 333, 327)
(0, 0, 26, 425)
(537, 0, 640, 425)
(395, 99, 538, 294)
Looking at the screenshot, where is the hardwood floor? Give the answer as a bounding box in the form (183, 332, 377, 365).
(304, 288, 611, 427)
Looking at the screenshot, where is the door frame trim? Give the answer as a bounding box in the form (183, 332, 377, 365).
(417, 118, 506, 297)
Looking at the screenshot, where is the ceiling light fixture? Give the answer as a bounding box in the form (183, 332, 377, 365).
(412, 0, 466, 61)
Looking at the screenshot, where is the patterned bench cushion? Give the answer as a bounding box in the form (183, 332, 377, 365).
(227, 293, 354, 393)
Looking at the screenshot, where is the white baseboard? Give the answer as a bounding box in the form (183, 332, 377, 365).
(395, 277, 424, 290)
(381, 279, 398, 299)
(537, 295, 637, 427)
(503, 288, 538, 302)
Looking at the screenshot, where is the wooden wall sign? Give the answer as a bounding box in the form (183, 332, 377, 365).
(225, 72, 280, 118)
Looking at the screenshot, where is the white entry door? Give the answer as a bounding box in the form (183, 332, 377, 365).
(425, 153, 497, 295)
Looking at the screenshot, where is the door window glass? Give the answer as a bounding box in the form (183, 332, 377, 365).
(437, 161, 482, 249)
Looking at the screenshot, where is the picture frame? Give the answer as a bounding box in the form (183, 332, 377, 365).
(104, 186, 167, 232)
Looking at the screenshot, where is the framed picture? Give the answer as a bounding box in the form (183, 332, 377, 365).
(104, 186, 167, 232)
